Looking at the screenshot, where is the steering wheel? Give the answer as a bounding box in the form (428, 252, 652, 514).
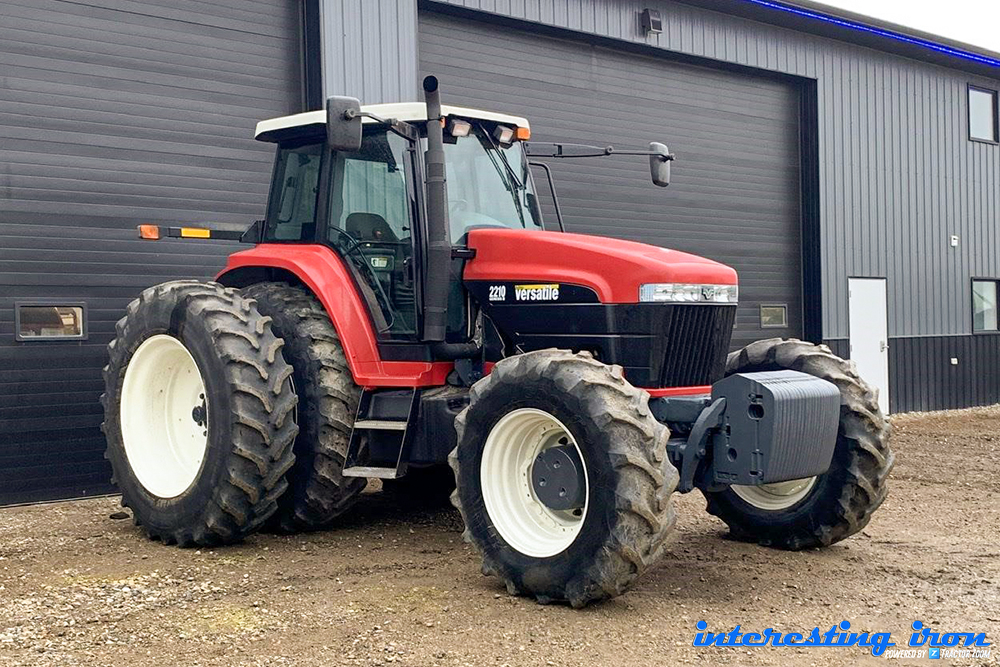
(328, 228, 397, 329)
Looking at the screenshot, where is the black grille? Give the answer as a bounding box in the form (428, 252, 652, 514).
(660, 305, 736, 387)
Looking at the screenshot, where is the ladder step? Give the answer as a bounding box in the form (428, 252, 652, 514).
(353, 419, 408, 431)
(342, 466, 402, 479)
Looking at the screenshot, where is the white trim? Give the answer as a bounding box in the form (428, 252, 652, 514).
(255, 102, 529, 141)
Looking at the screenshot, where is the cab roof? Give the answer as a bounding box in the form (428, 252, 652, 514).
(254, 102, 530, 143)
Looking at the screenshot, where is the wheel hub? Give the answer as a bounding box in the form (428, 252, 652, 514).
(191, 400, 206, 426)
(530, 445, 586, 511)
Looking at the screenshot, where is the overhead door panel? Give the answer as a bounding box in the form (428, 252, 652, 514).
(418, 10, 803, 350)
(0, 0, 301, 505)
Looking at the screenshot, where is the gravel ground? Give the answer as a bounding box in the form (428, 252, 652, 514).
(1, 407, 998, 667)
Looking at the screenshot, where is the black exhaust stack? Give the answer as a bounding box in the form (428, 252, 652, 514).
(422, 76, 481, 361)
(422, 75, 450, 344)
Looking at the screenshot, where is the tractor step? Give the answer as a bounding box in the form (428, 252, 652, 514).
(341, 466, 404, 480)
(352, 419, 407, 431)
(342, 388, 420, 479)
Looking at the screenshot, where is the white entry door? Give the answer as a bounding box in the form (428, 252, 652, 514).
(848, 278, 890, 414)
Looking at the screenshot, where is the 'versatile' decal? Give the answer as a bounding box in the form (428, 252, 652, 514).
(514, 283, 560, 302)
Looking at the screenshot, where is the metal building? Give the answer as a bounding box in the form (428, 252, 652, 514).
(2, 0, 999, 504)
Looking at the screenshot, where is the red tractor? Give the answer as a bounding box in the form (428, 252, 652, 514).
(102, 77, 893, 607)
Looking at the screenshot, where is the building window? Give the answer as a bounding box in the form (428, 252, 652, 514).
(760, 304, 788, 328)
(969, 86, 998, 143)
(973, 280, 998, 332)
(15, 303, 86, 340)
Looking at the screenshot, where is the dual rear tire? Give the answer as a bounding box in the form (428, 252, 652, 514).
(241, 283, 366, 533)
(102, 281, 362, 545)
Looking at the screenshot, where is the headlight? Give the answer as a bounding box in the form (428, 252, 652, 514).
(639, 283, 738, 303)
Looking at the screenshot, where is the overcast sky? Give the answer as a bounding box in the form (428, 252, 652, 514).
(817, 0, 1000, 53)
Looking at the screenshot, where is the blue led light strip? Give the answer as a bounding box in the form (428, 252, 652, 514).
(742, 0, 1000, 68)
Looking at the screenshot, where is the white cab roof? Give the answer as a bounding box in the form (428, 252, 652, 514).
(254, 102, 529, 142)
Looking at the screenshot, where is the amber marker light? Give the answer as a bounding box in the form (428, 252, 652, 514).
(138, 224, 160, 240)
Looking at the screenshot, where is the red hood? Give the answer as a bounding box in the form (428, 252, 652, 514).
(464, 228, 737, 304)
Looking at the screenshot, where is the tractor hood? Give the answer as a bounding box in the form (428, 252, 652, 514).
(463, 228, 737, 304)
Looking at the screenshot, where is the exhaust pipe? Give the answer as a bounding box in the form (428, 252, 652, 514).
(422, 75, 450, 344)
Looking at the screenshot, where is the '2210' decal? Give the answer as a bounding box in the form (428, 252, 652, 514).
(488, 285, 507, 302)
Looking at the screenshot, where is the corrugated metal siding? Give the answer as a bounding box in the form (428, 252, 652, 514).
(424, 0, 1000, 340)
(319, 0, 418, 103)
(889, 335, 1000, 413)
(0, 0, 302, 505)
(419, 11, 804, 347)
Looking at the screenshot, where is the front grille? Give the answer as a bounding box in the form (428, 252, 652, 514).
(660, 305, 736, 387)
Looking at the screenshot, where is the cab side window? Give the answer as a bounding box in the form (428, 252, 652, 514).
(265, 142, 323, 241)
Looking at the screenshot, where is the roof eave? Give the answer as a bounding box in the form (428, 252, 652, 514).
(675, 0, 1000, 80)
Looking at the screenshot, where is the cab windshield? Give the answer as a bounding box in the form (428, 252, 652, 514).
(440, 124, 542, 242)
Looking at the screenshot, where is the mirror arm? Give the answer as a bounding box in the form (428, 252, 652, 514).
(525, 142, 611, 158)
(345, 109, 392, 124)
(528, 161, 566, 233)
(607, 148, 677, 161)
(525, 141, 675, 161)
(342, 109, 418, 143)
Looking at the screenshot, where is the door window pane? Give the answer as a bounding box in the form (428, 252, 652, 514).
(17, 305, 85, 339)
(973, 280, 997, 332)
(970, 88, 997, 142)
(329, 132, 417, 338)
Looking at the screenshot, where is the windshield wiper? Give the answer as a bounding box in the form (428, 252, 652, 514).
(477, 125, 526, 226)
(479, 125, 523, 191)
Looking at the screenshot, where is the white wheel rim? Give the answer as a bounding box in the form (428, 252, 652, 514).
(480, 408, 588, 558)
(120, 334, 209, 498)
(731, 477, 817, 511)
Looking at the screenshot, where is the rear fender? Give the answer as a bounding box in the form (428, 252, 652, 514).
(217, 244, 451, 387)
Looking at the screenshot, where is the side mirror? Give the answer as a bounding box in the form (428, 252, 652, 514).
(326, 96, 362, 152)
(649, 142, 672, 187)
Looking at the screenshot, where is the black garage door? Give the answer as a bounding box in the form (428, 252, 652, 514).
(419, 11, 803, 350)
(0, 0, 302, 505)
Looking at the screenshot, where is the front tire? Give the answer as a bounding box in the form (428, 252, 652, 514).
(101, 281, 298, 546)
(703, 338, 894, 550)
(449, 350, 677, 607)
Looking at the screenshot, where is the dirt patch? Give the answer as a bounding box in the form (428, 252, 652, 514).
(1, 408, 998, 666)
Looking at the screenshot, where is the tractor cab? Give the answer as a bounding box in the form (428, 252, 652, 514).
(255, 101, 542, 242)
(253, 100, 543, 343)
